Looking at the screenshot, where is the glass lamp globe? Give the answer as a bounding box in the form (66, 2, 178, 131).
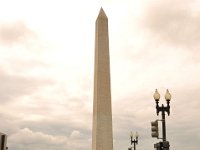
(130, 131, 133, 138)
(153, 89, 160, 101)
(165, 89, 171, 101)
(135, 132, 139, 138)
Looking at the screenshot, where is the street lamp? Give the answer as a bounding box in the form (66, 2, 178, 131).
(153, 89, 171, 141)
(129, 131, 139, 150)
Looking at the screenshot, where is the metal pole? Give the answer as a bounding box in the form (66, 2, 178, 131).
(162, 105, 166, 142)
(134, 141, 136, 150)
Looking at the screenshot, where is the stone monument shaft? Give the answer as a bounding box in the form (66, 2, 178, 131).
(92, 8, 113, 150)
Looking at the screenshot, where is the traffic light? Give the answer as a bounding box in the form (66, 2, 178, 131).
(151, 120, 159, 138)
(163, 141, 170, 150)
(154, 141, 170, 150)
(154, 142, 161, 150)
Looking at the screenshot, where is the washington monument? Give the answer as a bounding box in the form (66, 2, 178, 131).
(92, 8, 113, 150)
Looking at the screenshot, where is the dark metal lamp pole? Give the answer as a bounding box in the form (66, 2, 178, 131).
(153, 89, 171, 142)
(130, 131, 139, 150)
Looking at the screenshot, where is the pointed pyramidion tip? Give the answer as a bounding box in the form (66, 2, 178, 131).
(97, 7, 107, 19)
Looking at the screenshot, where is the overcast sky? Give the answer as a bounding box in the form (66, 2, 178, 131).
(0, 0, 200, 150)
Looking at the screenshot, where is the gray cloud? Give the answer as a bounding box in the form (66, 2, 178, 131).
(0, 21, 36, 46)
(0, 83, 92, 150)
(8, 126, 90, 150)
(19, 118, 91, 138)
(0, 69, 52, 103)
(141, 0, 200, 48)
(9, 128, 68, 150)
(2, 59, 50, 74)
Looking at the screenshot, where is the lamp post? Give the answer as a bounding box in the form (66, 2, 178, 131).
(153, 89, 171, 142)
(129, 131, 139, 150)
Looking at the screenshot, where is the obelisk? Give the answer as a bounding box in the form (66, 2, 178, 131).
(92, 8, 113, 150)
